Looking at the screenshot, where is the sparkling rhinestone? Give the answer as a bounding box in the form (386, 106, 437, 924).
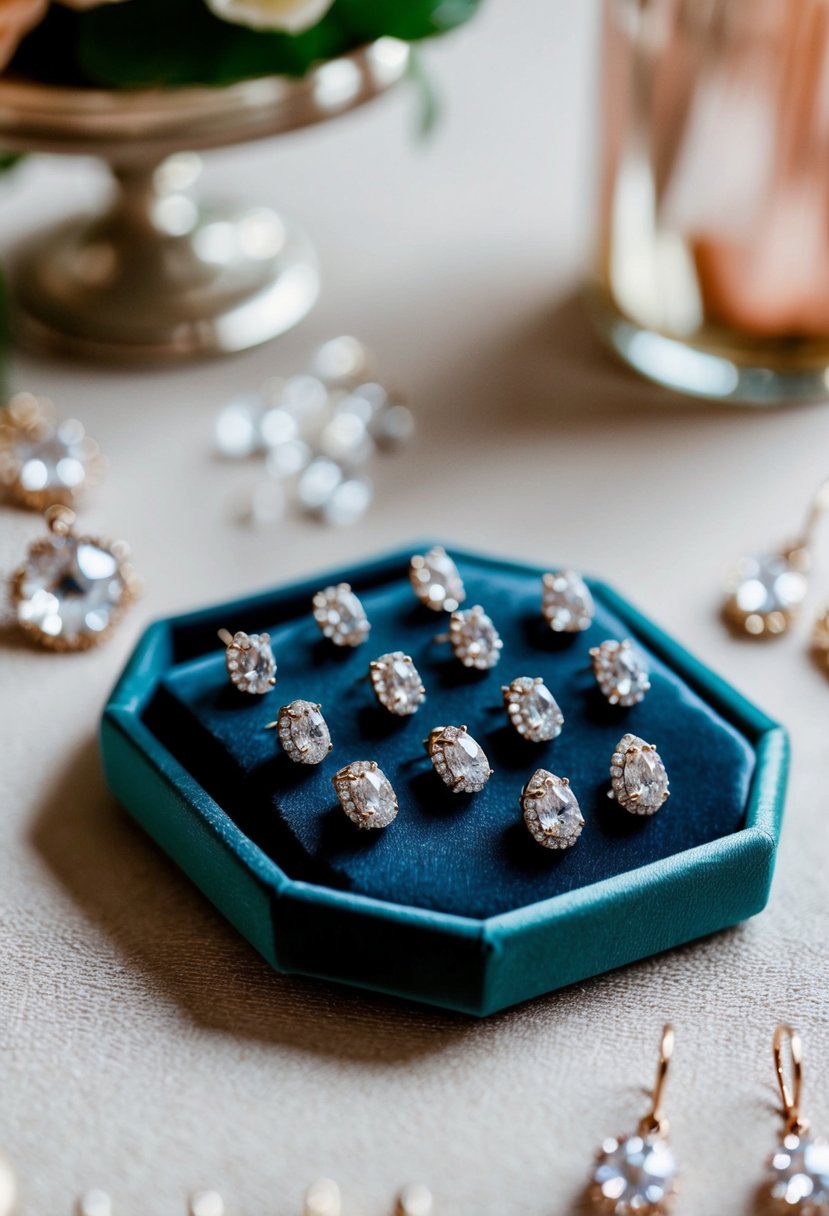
(312, 583, 370, 647)
(0, 399, 102, 510)
(521, 768, 583, 849)
(609, 734, 670, 815)
(592, 1133, 678, 1215)
(448, 604, 502, 669)
(275, 700, 331, 764)
(768, 1134, 829, 1209)
(224, 631, 276, 694)
(12, 528, 131, 651)
(332, 760, 398, 829)
(724, 552, 809, 637)
(370, 651, 426, 716)
(591, 639, 650, 707)
(322, 477, 373, 527)
(541, 569, 594, 633)
(426, 725, 492, 793)
(502, 676, 564, 742)
(409, 546, 466, 613)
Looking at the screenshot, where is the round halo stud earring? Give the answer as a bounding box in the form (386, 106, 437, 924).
(502, 676, 564, 742)
(590, 639, 650, 707)
(608, 734, 670, 816)
(764, 1024, 829, 1211)
(10, 505, 138, 651)
(520, 769, 583, 849)
(436, 605, 503, 670)
(590, 1025, 679, 1215)
(723, 476, 829, 638)
(332, 761, 399, 829)
(409, 545, 465, 612)
(218, 628, 276, 695)
(312, 582, 370, 647)
(266, 700, 331, 764)
(369, 651, 426, 716)
(0, 392, 105, 512)
(541, 569, 594, 633)
(424, 725, 492, 793)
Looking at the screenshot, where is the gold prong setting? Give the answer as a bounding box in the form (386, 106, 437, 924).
(221, 629, 277, 694)
(312, 582, 371, 647)
(409, 545, 465, 612)
(609, 734, 670, 816)
(369, 651, 426, 716)
(424, 725, 492, 793)
(520, 768, 583, 849)
(332, 760, 398, 828)
(502, 675, 564, 742)
(270, 699, 331, 764)
(541, 569, 594, 633)
(446, 604, 503, 670)
(590, 639, 650, 707)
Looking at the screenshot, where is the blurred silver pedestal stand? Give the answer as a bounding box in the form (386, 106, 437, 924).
(0, 39, 409, 363)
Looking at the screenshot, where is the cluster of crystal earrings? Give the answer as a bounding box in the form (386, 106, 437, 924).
(9, 505, 139, 651)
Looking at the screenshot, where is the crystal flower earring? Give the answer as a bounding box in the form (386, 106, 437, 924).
(723, 476, 829, 638)
(589, 1025, 679, 1215)
(9, 505, 138, 651)
(764, 1023, 829, 1210)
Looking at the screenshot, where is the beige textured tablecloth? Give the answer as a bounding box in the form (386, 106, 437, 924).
(2, 3, 827, 1213)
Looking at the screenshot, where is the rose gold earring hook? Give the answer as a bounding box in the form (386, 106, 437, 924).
(773, 1023, 807, 1136)
(638, 1024, 674, 1138)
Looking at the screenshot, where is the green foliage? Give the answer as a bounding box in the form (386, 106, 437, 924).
(11, 0, 481, 89)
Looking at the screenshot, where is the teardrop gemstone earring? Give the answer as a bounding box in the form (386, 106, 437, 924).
(589, 1025, 679, 1214)
(764, 1023, 829, 1210)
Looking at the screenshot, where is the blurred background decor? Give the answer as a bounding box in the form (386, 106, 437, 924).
(594, 0, 829, 405)
(0, 0, 479, 363)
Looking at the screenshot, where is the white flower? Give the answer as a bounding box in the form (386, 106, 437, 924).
(204, 0, 335, 34)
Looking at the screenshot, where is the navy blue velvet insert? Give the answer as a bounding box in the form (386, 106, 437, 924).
(144, 557, 755, 921)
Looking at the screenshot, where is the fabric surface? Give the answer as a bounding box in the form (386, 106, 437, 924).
(2, 3, 828, 1214)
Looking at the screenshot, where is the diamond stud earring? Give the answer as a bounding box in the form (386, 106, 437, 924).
(520, 769, 583, 849)
(218, 628, 276, 694)
(608, 734, 670, 815)
(590, 639, 650, 707)
(764, 1024, 829, 1211)
(0, 392, 104, 512)
(541, 569, 594, 633)
(502, 676, 564, 742)
(332, 761, 399, 828)
(409, 545, 465, 612)
(724, 476, 829, 638)
(424, 725, 493, 793)
(10, 505, 138, 651)
(312, 582, 370, 647)
(369, 651, 426, 716)
(590, 1025, 679, 1215)
(436, 605, 503, 670)
(266, 700, 331, 764)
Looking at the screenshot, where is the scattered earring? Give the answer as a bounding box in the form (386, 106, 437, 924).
(424, 725, 492, 793)
(590, 639, 650, 707)
(332, 760, 399, 828)
(608, 734, 669, 816)
(0, 392, 104, 512)
(541, 569, 594, 633)
(765, 1023, 829, 1211)
(590, 1025, 679, 1215)
(369, 651, 426, 716)
(10, 505, 138, 651)
(312, 582, 370, 647)
(502, 676, 564, 742)
(409, 545, 465, 612)
(520, 769, 583, 849)
(723, 477, 829, 639)
(436, 605, 502, 669)
(218, 628, 276, 694)
(266, 700, 332, 764)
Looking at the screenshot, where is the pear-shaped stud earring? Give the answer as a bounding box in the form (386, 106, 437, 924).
(724, 476, 829, 638)
(608, 734, 670, 816)
(589, 1025, 679, 1214)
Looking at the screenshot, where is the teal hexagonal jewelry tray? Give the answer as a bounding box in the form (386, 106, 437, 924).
(100, 543, 789, 1016)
